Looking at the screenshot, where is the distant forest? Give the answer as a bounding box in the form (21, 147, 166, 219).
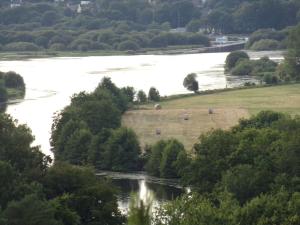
(0, 0, 299, 51)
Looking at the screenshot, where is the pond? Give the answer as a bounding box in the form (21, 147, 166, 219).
(97, 171, 187, 214)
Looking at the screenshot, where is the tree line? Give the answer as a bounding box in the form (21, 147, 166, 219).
(224, 24, 300, 84)
(1, 0, 300, 52)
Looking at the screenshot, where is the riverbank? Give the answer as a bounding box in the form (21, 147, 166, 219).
(123, 83, 300, 151)
(0, 42, 246, 60)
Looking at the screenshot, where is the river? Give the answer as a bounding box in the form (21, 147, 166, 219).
(0, 50, 283, 211)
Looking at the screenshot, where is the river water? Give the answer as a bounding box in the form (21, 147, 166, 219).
(0, 50, 283, 211)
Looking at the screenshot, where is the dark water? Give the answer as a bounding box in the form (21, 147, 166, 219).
(97, 171, 187, 214)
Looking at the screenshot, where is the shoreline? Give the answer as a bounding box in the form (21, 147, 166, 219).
(0, 42, 247, 60)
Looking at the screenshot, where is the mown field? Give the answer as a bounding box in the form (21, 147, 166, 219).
(122, 84, 300, 151)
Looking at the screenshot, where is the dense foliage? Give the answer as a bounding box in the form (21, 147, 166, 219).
(278, 23, 300, 81)
(51, 77, 142, 171)
(225, 51, 279, 84)
(225, 51, 249, 72)
(183, 73, 199, 92)
(153, 111, 300, 224)
(145, 139, 189, 178)
(0, 114, 124, 225)
(246, 28, 290, 50)
(0, 71, 25, 103)
(1, 0, 300, 53)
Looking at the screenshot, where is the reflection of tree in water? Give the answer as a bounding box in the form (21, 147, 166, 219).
(146, 182, 184, 202)
(0, 102, 7, 113)
(112, 179, 140, 201)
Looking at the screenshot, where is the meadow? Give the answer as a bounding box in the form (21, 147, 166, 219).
(123, 84, 300, 151)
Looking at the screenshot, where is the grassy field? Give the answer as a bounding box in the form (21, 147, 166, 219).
(123, 84, 300, 151)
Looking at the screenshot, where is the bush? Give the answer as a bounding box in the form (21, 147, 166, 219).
(148, 87, 160, 102)
(49, 43, 66, 51)
(263, 73, 279, 84)
(137, 90, 147, 103)
(187, 33, 210, 46)
(4, 71, 25, 89)
(117, 40, 140, 51)
(3, 42, 41, 51)
(186, 19, 202, 32)
(231, 59, 253, 76)
(146, 139, 188, 178)
(69, 39, 94, 51)
(0, 81, 8, 103)
(246, 29, 287, 48)
(225, 51, 249, 71)
(250, 39, 280, 51)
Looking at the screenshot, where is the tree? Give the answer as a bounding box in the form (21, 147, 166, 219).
(146, 140, 167, 177)
(137, 90, 147, 103)
(225, 51, 249, 72)
(186, 19, 202, 32)
(1, 195, 60, 225)
(148, 87, 160, 102)
(160, 139, 186, 178)
(41, 11, 60, 26)
(42, 163, 124, 225)
(284, 24, 300, 80)
(121, 86, 136, 102)
(0, 80, 7, 103)
(3, 71, 25, 89)
(105, 127, 141, 171)
(183, 73, 199, 92)
(146, 139, 188, 178)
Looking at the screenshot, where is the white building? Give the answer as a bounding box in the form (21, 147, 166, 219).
(10, 0, 22, 8)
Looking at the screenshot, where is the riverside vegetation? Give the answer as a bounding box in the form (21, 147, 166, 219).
(0, 71, 25, 109)
(1, 0, 300, 53)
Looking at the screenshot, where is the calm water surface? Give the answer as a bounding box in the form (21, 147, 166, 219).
(0, 51, 283, 211)
(97, 171, 186, 214)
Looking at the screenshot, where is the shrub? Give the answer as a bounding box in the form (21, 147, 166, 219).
(231, 59, 253, 76)
(137, 90, 147, 103)
(0, 81, 8, 103)
(187, 33, 210, 46)
(69, 39, 93, 51)
(246, 29, 286, 48)
(250, 39, 280, 51)
(148, 87, 160, 102)
(3, 42, 41, 51)
(225, 51, 249, 71)
(263, 73, 279, 84)
(4, 71, 25, 89)
(49, 43, 66, 51)
(118, 40, 140, 51)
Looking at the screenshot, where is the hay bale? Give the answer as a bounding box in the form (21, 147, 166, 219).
(154, 104, 162, 110)
(183, 113, 189, 120)
(156, 128, 161, 135)
(208, 108, 213, 114)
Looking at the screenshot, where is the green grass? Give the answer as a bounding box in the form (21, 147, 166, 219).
(159, 84, 300, 115)
(123, 84, 300, 151)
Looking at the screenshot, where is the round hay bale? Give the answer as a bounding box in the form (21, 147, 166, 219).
(156, 128, 161, 135)
(154, 104, 162, 110)
(183, 113, 189, 120)
(208, 108, 213, 114)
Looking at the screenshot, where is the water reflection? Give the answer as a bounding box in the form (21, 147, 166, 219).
(0, 102, 7, 112)
(99, 172, 185, 214)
